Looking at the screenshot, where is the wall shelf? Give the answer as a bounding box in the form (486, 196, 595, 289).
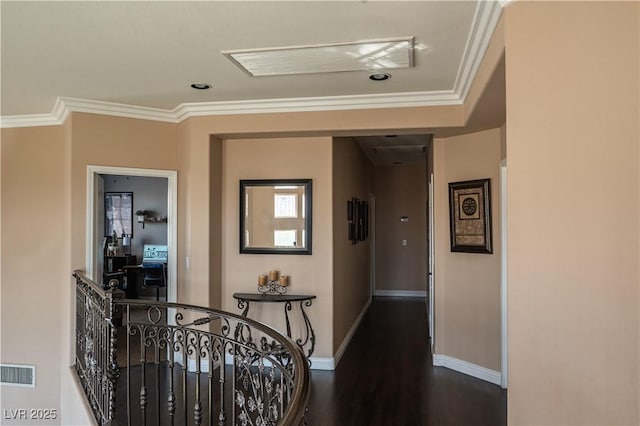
(139, 217, 167, 229)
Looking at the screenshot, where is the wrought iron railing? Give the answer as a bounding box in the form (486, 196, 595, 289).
(74, 271, 310, 425)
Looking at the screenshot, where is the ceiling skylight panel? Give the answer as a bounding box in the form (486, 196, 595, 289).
(223, 37, 414, 77)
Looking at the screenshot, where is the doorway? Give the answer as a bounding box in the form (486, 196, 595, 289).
(86, 165, 178, 303)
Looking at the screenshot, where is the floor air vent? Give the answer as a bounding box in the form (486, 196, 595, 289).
(1, 364, 35, 387)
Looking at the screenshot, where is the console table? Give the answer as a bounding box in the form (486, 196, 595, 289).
(232, 293, 316, 359)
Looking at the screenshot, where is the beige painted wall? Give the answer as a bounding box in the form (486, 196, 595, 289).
(1, 124, 70, 425)
(332, 138, 373, 353)
(4, 6, 638, 421)
(209, 136, 223, 310)
(505, 2, 639, 424)
(222, 137, 334, 358)
(433, 128, 502, 372)
(374, 165, 427, 293)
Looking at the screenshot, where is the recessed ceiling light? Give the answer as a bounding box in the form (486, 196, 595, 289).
(190, 83, 211, 90)
(369, 72, 391, 81)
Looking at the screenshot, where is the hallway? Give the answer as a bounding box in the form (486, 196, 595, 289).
(306, 297, 506, 425)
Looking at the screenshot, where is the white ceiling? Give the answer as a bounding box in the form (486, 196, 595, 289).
(0, 1, 504, 120)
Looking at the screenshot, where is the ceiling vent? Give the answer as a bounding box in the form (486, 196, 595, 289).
(374, 145, 426, 153)
(223, 37, 414, 77)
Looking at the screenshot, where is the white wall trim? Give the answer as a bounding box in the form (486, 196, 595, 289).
(175, 352, 220, 373)
(374, 290, 426, 298)
(0, 97, 69, 128)
(500, 160, 508, 389)
(0, 91, 461, 128)
(176, 351, 335, 372)
(86, 166, 178, 303)
(0, 2, 506, 129)
(62, 97, 178, 122)
(307, 357, 335, 371)
(453, 0, 503, 102)
(432, 354, 502, 386)
(332, 298, 372, 369)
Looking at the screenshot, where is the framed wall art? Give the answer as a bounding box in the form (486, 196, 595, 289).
(448, 179, 492, 253)
(347, 197, 368, 245)
(104, 192, 133, 238)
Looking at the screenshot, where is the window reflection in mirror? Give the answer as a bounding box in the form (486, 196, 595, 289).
(240, 179, 312, 254)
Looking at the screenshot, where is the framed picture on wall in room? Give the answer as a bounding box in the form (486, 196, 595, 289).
(105, 192, 133, 238)
(448, 179, 492, 254)
(347, 197, 369, 244)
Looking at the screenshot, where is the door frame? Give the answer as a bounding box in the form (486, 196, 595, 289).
(428, 172, 435, 350)
(86, 165, 178, 303)
(500, 159, 508, 388)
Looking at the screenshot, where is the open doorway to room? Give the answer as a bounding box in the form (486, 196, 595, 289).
(354, 134, 434, 349)
(86, 166, 178, 303)
(354, 134, 432, 331)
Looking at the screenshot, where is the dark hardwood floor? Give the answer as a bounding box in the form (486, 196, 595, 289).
(305, 297, 506, 426)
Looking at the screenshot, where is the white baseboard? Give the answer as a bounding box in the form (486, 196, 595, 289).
(332, 298, 372, 369)
(177, 348, 338, 372)
(308, 357, 334, 370)
(174, 352, 219, 373)
(374, 290, 426, 298)
(433, 354, 502, 386)
(173, 299, 372, 373)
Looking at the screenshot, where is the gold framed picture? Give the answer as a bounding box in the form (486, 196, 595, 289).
(448, 179, 492, 253)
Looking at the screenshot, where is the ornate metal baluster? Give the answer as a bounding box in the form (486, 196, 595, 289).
(168, 328, 176, 426)
(194, 331, 202, 425)
(139, 324, 147, 425)
(232, 342, 237, 424)
(126, 306, 132, 426)
(182, 335, 188, 426)
(208, 342, 213, 426)
(105, 280, 122, 424)
(155, 325, 161, 426)
(218, 340, 227, 426)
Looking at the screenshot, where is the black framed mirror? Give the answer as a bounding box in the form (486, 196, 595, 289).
(240, 179, 312, 255)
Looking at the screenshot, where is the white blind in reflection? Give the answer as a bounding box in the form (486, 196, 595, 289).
(274, 194, 297, 218)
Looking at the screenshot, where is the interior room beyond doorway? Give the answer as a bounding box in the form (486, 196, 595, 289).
(99, 174, 169, 301)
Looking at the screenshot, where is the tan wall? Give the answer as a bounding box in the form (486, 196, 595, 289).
(5, 7, 639, 420)
(505, 2, 639, 424)
(209, 136, 223, 310)
(222, 137, 334, 358)
(374, 165, 427, 293)
(1, 124, 70, 424)
(175, 119, 213, 307)
(433, 128, 502, 372)
(332, 138, 373, 353)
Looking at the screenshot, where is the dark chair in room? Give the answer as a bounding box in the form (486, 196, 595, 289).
(141, 263, 166, 301)
(102, 271, 126, 291)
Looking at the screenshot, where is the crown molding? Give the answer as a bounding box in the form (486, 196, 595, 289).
(172, 90, 461, 121)
(1, 91, 462, 128)
(0, 1, 505, 129)
(60, 97, 179, 123)
(453, 0, 503, 101)
(0, 97, 69, 128)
